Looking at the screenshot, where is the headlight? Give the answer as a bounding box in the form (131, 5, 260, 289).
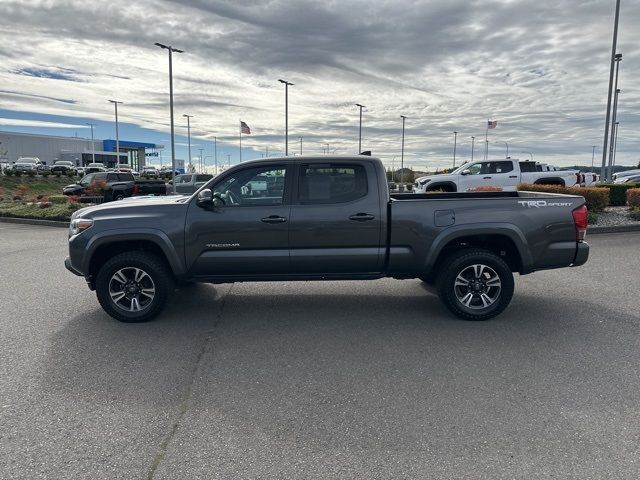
(69, 218, 93, 236)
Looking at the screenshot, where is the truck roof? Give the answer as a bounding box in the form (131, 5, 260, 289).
(238, 155, 382, 165)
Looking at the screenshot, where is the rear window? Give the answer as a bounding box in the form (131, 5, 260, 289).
(298, 164, 368, 204)
(117, 173, 135, 181)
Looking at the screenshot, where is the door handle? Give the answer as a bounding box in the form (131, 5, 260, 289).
(349, 213, 375, 221)
(261, 215, 287, 224)
(483, 176, 492, 179)
(509, 175, 518, 178)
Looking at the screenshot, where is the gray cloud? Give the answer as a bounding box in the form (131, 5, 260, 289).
(0, 0, 638, 167)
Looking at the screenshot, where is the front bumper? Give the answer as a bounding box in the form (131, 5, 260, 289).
(572, 241, 590, 267)
(64, 257, 83, 276)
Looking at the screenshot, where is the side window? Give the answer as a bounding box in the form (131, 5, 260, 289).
(465, 163, 483, 175)
(213, 165, 287, 206)
(489, 161, 514, 174)
(195, 175, 210, 182)
(178, 175, 193, 184)
(107, 173, 119, 182)
(519, 162, 537, 173)
(298, 164, 368, 204)
(118, 173, 134, 181)
(95, 173, 107, 182)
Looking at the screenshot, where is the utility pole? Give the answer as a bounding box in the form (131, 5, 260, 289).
(278, 79, 294, 155)
(86, 123, 96, 166)
(400, 115, 407, 184)
(214, 136, 218, 175)
(155, 42, 184, 193)
(356, 103, 365, 153)
(108, 100, 122, 167)
(453, 131, 458, 168)
(471, 136, 475, 162)
(183, 114, 193, 172)
(607, 56, 622, 180)
(591, 145, 596, 170)
(299, 136, 303, 155)
(600, 0, 621, 181)
(198, 148, 204, 173)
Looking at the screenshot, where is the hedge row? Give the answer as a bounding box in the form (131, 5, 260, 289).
(626, 188, 640, 208)
(517, 184, 609, 212)
(595, 183, 640, 206)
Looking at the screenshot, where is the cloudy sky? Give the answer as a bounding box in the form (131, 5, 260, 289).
(0, 0, 638, 169)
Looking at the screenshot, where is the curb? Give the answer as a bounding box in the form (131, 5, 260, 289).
(588, 224, 640, 234)
(0, 217, 68, 228)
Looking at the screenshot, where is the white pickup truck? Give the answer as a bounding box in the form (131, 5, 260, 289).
(414, 159, 581, 193)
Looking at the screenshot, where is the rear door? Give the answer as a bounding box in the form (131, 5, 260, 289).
(288, 161, 383, 274)
(184, 163, 292, 276)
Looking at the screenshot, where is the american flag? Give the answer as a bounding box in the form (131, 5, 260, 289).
(240, 121, 251, 134)
(487, 120, 498, 129)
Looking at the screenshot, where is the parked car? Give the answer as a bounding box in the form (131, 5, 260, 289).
(63, 172, 167, 201)
(614, 174, 640, 184)
(159, 166, 181, 178)
(65, 155, 589, 323)
(12, 157, 43, 173)
(166, 173, 213, 194)
(85, 163, 106, 174)
(414, 159, 581, 193)
(51, 161, 76, 175)
(141, 166, 159, 178)
(612, 169, 640, 181)
(75, 167, 86, 176)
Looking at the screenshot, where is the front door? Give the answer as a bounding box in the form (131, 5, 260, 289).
(184, 163, 291, 277)
(288, 161, 384, 274)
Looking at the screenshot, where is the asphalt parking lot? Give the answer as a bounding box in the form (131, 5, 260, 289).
(0, 222, 638, 479)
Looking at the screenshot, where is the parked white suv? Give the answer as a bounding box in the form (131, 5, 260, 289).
(13, 157, 43, 172)
(414, 159, 581, 193)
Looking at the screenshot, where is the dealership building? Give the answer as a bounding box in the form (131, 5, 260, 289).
(0, 131, 171, 171)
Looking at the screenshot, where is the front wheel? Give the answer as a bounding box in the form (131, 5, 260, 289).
(436, 249, 514, 321)
(95, 251, 173, 322)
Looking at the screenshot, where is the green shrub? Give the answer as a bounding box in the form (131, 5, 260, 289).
(54, 171, 62, 178)
(595, 183, 640, 206)
(4, 168, 14, 177)
(27, 170, 36, 177)
(41, 170, 51, 177)
(49, 195, 69, 204)
(518, 183, 609, 212)
(629, 208, 640, 221)
(66, 170, 75, 177)
(587, 212, 598, 225)
(39, 201, 52, 209)
(626, 188, 640, 208)
(14, 170, 22, 177)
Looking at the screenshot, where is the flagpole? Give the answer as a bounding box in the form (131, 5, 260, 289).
(485, 121, 489, 161)
(239, 120, 242, 163)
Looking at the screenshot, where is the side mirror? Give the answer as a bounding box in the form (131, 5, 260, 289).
(196, 188, 213, 207)
(461, 169, 471, 176)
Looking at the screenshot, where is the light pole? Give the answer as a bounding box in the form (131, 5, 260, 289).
(600, 1, 621, 181)
(278, 79, 294, 155)
(226, 153, 231, 166)
(155, 42, 184, 194)
(108, 100, 122, 167)
(591, 145, 596, 169)
(198, 148, 204, 173)
(612, 121, 620, 169)
(356, 103, 365, 153)
(214, 136, 218, 175)
(86, 123, 96, 166)
(608, 68, 622, 180)
(183, 114, 193, 172)
(520, 151, 533, 161)
(299, 136, 303, 155)
(325, 143, 329, 155)
(471, 136, 475, 162)
(453, 131, 458, 168)
(400, 115, 407, 184)
(499, 141, 509, 158)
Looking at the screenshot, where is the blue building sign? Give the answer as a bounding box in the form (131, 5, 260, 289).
(103, 139, 157, 151)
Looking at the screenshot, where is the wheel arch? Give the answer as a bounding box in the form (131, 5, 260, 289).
(426, 181, 457, 192)
(424, 225, 533, 276)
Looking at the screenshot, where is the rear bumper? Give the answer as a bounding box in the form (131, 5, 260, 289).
(572, 241, 589, 267)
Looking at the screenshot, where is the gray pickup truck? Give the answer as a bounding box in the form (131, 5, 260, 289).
(65, 156, 589, 323)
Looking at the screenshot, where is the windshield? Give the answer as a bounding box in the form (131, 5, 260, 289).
(80, 174, 96, 186)
(55, 161, 72, 166)
(18, 158, 37, 164)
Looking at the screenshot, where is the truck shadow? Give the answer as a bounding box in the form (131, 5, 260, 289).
(39, 281, 637, 408)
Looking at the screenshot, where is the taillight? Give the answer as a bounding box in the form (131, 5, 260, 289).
(572, 205, 588, 242)
(132, 185, 140, 195)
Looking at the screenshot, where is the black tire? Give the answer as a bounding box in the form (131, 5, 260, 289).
(95, 251, 173, 323)
(113, 192, 125, 201)
(436, 248, 514, 321)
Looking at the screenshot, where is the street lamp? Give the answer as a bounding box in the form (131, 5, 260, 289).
(520, 151, 533, 161)
(299, 136, 303, 155)
(400, 116, 407, 184)
(183, 114, 193, 172)
(591, 145, 596, 169)
(108, 100, 122, 167)
(324, 143, 329, 155)
(471, 136, 475, 162)
(214, 136, 218, 174)
(155, 42, 184, 193)
(600, 1, 621, 181)
(278, 79, 294, 155)
(608, 77, 622, 180)
(453, 131, 458, 168)
(612, 121, 620, 169)
(198, 148, 204, 173)
(499, 141, 509, 158)
(86, 123, 96, 166)
(355, 103, 365, 153)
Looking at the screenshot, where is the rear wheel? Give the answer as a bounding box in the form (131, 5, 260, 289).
(113, 192, 125, 201)
(436, 249, 514, 321)
(95, 251, 173, 323)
